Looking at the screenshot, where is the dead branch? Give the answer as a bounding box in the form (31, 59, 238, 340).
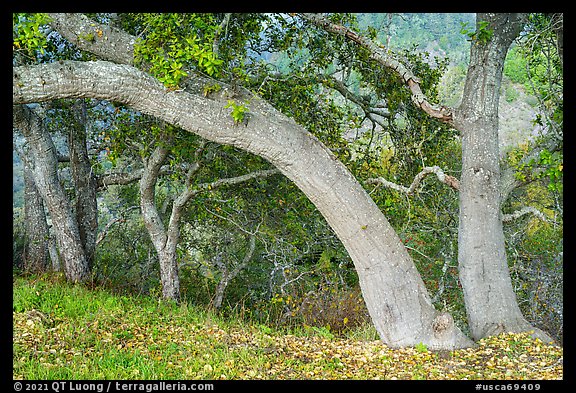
(502, 206, 550, 223)
(366, 166, 460, 195)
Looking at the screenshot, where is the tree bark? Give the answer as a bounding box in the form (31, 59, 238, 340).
(47, 13, 136, 65)
(13, 104, 90, 282)
(69, 99, 98, 268)
(20, 152, 50, 273)
(13, 60, 474, 349)
(138, 144, 181, 302)
(453, 13, 552, 342)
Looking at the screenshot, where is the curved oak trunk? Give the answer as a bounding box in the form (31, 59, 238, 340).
(13, 60, 474, 349)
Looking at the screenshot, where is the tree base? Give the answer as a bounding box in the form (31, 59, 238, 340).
(480, 320, 555, 344)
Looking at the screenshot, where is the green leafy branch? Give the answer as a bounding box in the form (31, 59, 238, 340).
(460, 21, 493, 45)
(13, 13, 52, 57)
(133, 14, 224, 88)
(510, 147, 563, 192)
(224, 100, 250, 126)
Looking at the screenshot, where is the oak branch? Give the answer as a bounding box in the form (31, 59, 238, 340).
(300, 13, 454, 123)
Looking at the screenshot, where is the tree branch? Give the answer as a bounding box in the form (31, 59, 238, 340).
(193, 168, 280, 196)
(96, 169, 145, 189)
(366, 166, 460, 195)
(95, 205, 140, 246)
(212, 13, 232, 56)
(502, 206, 551, 223)
(230, 234, 256, 278)
(300, 13, 453, 123)
(47, 13, 136, 65)
(321, 74, 390, 128)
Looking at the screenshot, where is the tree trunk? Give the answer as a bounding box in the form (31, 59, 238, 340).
(21, 154, 50, 273)
(48, 235, 61, 272)
(158, 247, 180, 302)
(453, 13, 552, 342)
(13, 61, 474, 349)
(213, 235, 256, 309)
(13, 104, 90, 282)
(69, 99, 98, 268)
(138, 144, 181, 302)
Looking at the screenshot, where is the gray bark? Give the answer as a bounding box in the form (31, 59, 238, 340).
(13, 104, 90, 282)
(13, 60, 474, 349)
(47, 13, 136, 65)
(20, 152, 50, 273)
(453, 13, 552, 342)
(138, 144, 180, 302)
(69, 99, 98, 267)
(48, 235, 61, 272)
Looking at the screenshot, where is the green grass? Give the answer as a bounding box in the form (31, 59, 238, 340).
(13, 274, 563, 380)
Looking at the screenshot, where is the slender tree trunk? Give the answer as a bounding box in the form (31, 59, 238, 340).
(13, 104, 90, 282)
(21, 154, 50, 273)
(69, 99, 98, 268)
(162, 210, 181, 302)
(212, 260, 229, 310)
(453, 13, 552, 342)
(48, 235, 61, 272)
(138, 144, 181, 302)
(213, 235, 256, 309)
(158, 247, 180, 302)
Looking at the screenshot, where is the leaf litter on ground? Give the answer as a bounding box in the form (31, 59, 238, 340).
(13, 276, 563, 380)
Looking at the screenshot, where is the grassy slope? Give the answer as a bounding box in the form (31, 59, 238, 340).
(13, 274, 562, 380)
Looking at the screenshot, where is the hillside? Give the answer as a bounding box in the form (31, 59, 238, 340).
(13, 274, 563, 380)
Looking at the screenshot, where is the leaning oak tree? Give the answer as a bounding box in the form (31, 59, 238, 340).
(13, 12, 472, 349)
(14, 64, 473, 348)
